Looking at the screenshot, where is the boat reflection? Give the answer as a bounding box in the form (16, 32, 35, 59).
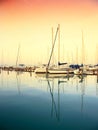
(96, 75, 98, 95)
(47, 79, 60, 121)
(1, 71, 98, 126)
(80, 75, 85, 115)
(35, 73, 74, 80)
(16, 73, 21, 95)
(44, 74, 86, 121)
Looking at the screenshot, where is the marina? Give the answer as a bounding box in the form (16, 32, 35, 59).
(1, 0, 98, 129)
(1, 63, 98, 76)
(1, 23, 97, 76)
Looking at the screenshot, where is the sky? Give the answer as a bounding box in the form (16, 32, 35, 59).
(0, 0, 98, 65)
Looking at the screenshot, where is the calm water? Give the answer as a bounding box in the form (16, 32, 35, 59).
(0, 71, 98, 130)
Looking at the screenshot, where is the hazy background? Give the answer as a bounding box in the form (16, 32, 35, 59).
(0, 0, 98, 65)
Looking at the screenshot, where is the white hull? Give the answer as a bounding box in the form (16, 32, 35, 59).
(74, 69, 97, 75)
(35, 67, 47, 73)
(48, 68, 74, 74)
(35, 67, 74, 74)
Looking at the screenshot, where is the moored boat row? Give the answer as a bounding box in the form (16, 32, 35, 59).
(34, 65, 98, 75)
(0, 64, 98, 76)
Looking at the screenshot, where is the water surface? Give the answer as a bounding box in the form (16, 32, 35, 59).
(0, 71, 98, 130)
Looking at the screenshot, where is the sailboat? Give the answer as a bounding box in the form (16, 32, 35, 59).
(13, 44, 26, 71)
(48, 24, 74, 74)
(35, 25, 59, 74)
(35, 24, 74, 75)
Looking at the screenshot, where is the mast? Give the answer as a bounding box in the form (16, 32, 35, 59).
(16, 44, 20, 67)
(58, 24, 60, 68)
(52, 27, 54, 65)
(1, 49, 3, 68)
(46, 25, 59, 71)
(82, 30, 85, 65)
(76, 46, 78, 64)
(96, 44, 98, 64)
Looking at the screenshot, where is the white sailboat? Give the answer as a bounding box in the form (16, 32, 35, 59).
(35, 24, 74, 75)
(35, 25, 59, 74)
(48, 24, 74, 74)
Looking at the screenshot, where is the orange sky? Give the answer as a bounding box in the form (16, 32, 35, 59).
(1, 0, 98, 22)
(0, 0, 98, 65)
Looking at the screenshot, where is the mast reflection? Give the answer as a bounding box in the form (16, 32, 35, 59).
(16, 72, 21, 95)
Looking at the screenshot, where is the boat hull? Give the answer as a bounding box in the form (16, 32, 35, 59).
(34, 67, 48, 74)
(48, 68, 74, 74)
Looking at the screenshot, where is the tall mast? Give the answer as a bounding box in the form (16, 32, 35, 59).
(58, 24, 60, 68)
(52, 27, 54, 65)
(47, 25, 59, 70)
(96, 44, 98, 64)
(16, 44, 20, 67)
(76, 46, 78, 64)
(82, 30, 85, 65)
(1, 49, 3, 67)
